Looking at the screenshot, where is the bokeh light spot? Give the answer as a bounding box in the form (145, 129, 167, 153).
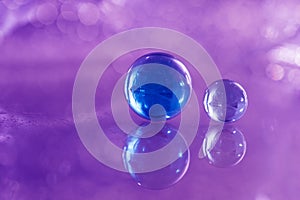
(78, 2, 100, 26)
(36, 2, 58, 25)
(266, 64, 285, 81)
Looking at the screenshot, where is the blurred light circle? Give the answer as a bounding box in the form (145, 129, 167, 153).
(2, 0, 19, 10)
(288, 69, 300, 89)
(294, 48, 300, 66)
(111, 0, 126, 6)
(283, 23, 299, 38)
(78, 2, 100, 26)
(256, 194, 271, 200)
(187, 0, 205, 7)
(261, 25, 279, 41)
(99, 1, 113, 15)
(56, 14, 77, 34)
(0, 30, 4, 44)
(60, 2, 78, 21)
(28, 9, 43, 28)
(266, 64, 285, 81)
(36, 2, 58, 25)
(269, 45, 296, 64)
(13, 0, 31, 6)
(76, 23, 99, 42)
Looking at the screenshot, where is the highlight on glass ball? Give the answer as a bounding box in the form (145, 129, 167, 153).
(201, 126, 247, 168)
(122, 123, 190, 189)
(203, 79, 248, 122)
(124, 52, 192, 121)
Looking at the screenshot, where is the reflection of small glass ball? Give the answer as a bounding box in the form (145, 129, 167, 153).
(124, 52, 192, 120)
(203, 127, 246, 168)
(204, 79, 248, 122)
(123, 124, 190, 189)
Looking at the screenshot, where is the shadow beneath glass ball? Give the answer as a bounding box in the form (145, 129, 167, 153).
(199, 125, 247, 168)
(123, 123, 190, 190)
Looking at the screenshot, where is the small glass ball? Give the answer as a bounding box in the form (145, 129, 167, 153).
(123, 124, 190, 189)
(204, 79, 248, 122)
(203, 127, 246, 168)
(124, 52, 192, 120)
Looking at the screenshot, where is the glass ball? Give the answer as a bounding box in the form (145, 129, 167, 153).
(123, 124, 190, 189)
(124, 52, 192, 120)
(202, 126, 246, 168)
(204, 79, 248, 122)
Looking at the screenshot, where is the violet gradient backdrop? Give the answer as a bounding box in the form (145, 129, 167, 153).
(0, 0, 300, 200)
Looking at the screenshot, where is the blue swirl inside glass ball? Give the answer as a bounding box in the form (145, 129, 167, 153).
(124, 52, 192, 120)
(204, 79, 248, 122)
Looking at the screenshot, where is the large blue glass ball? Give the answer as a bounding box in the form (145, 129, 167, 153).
(123, 124, 190, 189)
(202, 126, 246, 168)
(124, 53, 192, 120)
(204, 79, 248, 122)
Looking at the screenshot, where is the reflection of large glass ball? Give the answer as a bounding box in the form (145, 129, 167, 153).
(124, 52, 192, 120)
(202, 127, 246, 168)
(123, 124, 190, 189)
(204, 79, 248, 122)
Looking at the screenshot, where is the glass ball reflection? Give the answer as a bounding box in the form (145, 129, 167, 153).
(204, 79, 248, 122)
(124, 52, 192, 120)
(202, 127, 246, 168)
(123, 124, 190, 189)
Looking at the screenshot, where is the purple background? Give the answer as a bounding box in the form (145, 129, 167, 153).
(1, 0, 300, 199)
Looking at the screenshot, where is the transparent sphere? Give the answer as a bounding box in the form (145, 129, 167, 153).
(124, 52, 192, 120)
(204, 79, 248, 122)
(202, 126, 246, 168)
(123, 124, 190, 189)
